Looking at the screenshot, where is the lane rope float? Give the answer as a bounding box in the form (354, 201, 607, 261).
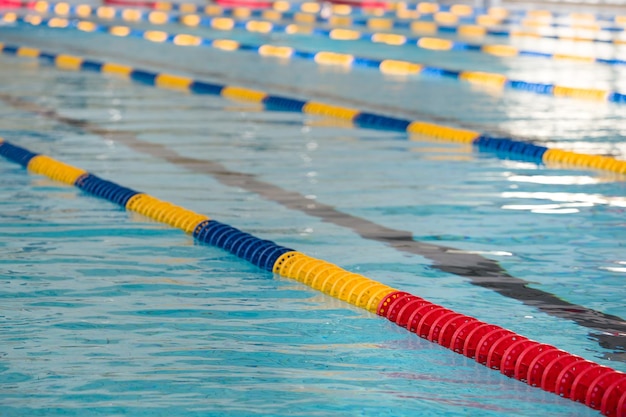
(387, 1, 626, 25)
(42, 0, 626, 40)
(0, 138, 624, 417)
(8, 0, 626, 25)
(306, 13, 626, 43)
(5, 12, 625, 105)
(0, 42, 625, 176)
(84, 0, 626, 25)
(160, 3, 626, 43)
(19, 1, 626, 66)
(5, 12, 626, 108)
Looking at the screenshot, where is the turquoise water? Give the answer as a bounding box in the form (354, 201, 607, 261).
(0, 9, 625, 416)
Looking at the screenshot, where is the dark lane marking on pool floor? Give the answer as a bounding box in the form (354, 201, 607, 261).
(1, 91, 624, 359)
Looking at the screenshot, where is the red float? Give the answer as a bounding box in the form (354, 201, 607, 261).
(462, 324, 503, 361)
(586, 371, 626, 410)
(514, 344, 557, 382)
(438, 315, 477, 349)
(394, 298, 430, 328)
(104, 0, 156, 7)
(555, 360, 597, 399)
(485, 333, 527, 370)
(376, 291, 409, 318)
(407, 303, 442, 334)
(214, 0, 273, 9)
(427, 311, 463, 343)
(601, 376, 626, 416)
(384, 293, 416, 322)
(0, 0, 34, 7)
(541, 354, 585, 392)
(526, 349, 568, 388)
(617, 391, 626, 417)
(500, 339, 536, 377)
(475, 329, 514, 366)
(450, 319, 485, 354)
(415, 307, 452, 339)
(570, 365, 614, 403)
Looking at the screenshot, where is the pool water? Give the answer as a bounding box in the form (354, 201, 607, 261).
(0, 5, 625, 416)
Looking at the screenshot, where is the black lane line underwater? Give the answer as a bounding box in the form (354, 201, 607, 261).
(1, 91, 624, 360)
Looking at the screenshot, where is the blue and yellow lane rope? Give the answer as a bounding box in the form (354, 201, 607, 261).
(12, 0, 395, 17)
(153, 4, 626, 44)
(26, 0, 626, 44)
(3, 12, 625, 105)
(19, 1, 626, 67)
(84, 0, 626, 40)
(0, 137, 396, 312)
(152, 0, 393, 15)
(159, 4, 626, 43)
(486, 17, 626, 34)
(1, 139, 625, 417)
(114, 0, 626, 27)
(0, 42, 624, 176)
(362, 7, 626, 34)
(393, 1, 626, 24)
(81, 0, 626, 31)
(330, 13, 626, 42)
(321, 17, 626, 44)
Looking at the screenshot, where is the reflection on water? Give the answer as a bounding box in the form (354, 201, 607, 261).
(501, 191, 626, 207)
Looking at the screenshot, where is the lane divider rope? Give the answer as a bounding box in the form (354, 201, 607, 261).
(394, 1, 626, 24)
(1, 0, 395, 15)
(0, 42, 624, 176)
(348, 0, 626, 26)
(0, 138, 624, 417)
(20, 1, 626, 67)
(360, 9, 626, 34)
(5, 12, 626, 105)
(157, 3, 626, 42)
(311, 13, 626, 42)
(88, 0, 626, 38)
(7, 0, 626, 25)
(317, 17, 626, 44)
(485, 17, 626, 34)
(98, 0, 626, 26)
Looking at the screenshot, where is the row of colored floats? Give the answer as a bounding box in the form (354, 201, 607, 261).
(5, 0, 626, 28)
(376, 291, 626, 416)
(4, 10, 626, 103)
(10, 1, 626, 65)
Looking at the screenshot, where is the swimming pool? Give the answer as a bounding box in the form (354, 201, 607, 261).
(1, 2, 625, 416)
